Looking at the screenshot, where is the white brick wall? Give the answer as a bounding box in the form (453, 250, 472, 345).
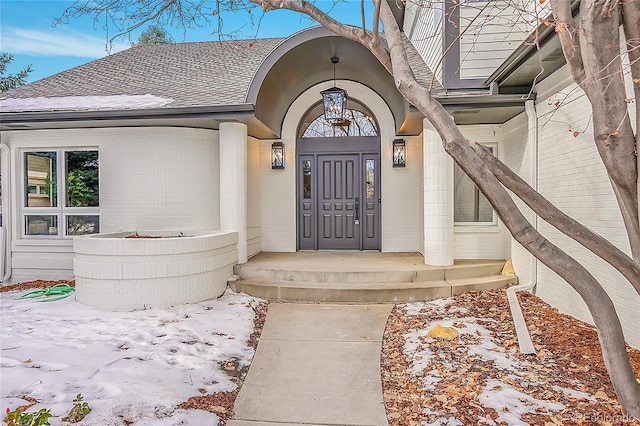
(2, 126, 219, 280)
(501, 111, 534, 283)
(423, 120, 453, 265)
(220, 123, 248, 263)
(259, 139, 295, 252)
(384, 135, 423, 253)
(100, 127, 219, 231)
(74, 230, 238, 311)
(247, 137, 262, 257)
(503, 64, 639, 348)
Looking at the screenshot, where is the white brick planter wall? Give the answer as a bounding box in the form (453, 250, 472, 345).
(73, 230, 238, 311)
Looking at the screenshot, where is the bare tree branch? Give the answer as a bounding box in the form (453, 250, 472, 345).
(550, 0, 586, 84)
(254, 0, 393, 74)
(372, 0, 381, 43)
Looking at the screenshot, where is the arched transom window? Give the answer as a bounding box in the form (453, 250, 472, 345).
(299, 101, 379, 138)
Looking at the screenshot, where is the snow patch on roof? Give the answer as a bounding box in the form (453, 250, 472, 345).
(0, 94, 174, 112)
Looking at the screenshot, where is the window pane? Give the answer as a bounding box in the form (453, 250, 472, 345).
(366, 159, 375, 199)
(25, 152, 57, 207)
(25, 215, 58, 236)
(67, 215, 100, 236)
(302, 109, 379, 138)
(66, 151, 99, 207)
(454, 146, 494, 223)
(477, 194, 493, 222)
(303, 160, 312, 199)
(454, 166, 477, 222)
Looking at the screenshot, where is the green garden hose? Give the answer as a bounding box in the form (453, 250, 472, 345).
(19, 284, 75, 302)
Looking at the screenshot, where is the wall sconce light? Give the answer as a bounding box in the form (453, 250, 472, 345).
(393, 139, 406, 167)
(271, 142, 285, 169)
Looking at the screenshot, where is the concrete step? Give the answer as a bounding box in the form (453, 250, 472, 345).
(450, 275, 518, 295)
(230, 274, 517, 303)
(234, 259, 506, 284)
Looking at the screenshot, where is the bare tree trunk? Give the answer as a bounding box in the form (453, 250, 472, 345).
(552, 0, 640, 261)
(375, 1, 640, 416)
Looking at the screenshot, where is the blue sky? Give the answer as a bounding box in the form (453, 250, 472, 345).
(1, 0, 374, 84)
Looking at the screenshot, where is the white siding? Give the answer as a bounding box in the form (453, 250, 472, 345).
(453, 125, 510, 259)
(11, 239, 75, 282)
(458, 1, 531, 80)
(406, 1, 542, 84)
(3, 126, 219, 281)
(404, 0, 444, 84)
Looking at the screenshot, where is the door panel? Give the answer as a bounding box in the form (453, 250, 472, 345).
(362, 155, 380, 250)
(298, 156, 316, 250)
(318, 155, 360, 250)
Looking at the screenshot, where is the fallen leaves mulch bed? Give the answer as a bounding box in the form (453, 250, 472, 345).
(0, 279, 75, 293)
(382, 289, 640, 425)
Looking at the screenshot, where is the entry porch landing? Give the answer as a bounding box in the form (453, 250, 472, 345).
(230, 252, 517, 303)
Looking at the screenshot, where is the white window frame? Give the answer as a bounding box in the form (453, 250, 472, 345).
(21, 148, 100, 239)
(454, 142, 498, 227)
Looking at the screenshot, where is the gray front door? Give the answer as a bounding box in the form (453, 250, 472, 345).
(297, 136, 380, 250)
(317, 154, 360, 250)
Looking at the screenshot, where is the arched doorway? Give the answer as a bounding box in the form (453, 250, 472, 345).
(296, 103, 381, 250)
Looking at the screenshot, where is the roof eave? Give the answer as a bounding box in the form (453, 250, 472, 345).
(486, 0, 580, 87)
(435, 93, 533, 107)
(0, 104, 256, 125)
(0, 104, 282, 139)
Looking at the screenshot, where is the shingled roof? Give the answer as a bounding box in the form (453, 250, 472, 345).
(0, 32, 442, 114)
(0, 38, 284, 111)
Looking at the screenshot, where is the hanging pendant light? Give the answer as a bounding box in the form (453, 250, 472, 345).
(320, 57, 348, 125)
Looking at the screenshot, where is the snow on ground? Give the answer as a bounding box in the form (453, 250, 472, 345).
(478, 379, 564, 426)
(0, 289, 261, 425)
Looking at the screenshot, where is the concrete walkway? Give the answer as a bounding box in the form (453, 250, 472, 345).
(228, 303, 393, 426)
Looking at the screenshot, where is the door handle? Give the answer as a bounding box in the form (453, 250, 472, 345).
(355, 197, 360, 224)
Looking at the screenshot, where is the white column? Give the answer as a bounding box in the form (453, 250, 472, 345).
(423, 118, 454, 266)
(219, 122, 248, 264)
